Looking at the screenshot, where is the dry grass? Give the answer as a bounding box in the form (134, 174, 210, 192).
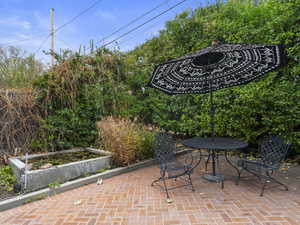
(0, 88, 41, 162)
(97, 116, 156, 166)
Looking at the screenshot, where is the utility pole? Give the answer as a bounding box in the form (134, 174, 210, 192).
(50, 8, 55, 66)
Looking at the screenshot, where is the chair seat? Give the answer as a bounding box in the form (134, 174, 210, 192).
(236, 135, 290, 196)
(237, 159, 279, 172)
(164, 160, 193, 178)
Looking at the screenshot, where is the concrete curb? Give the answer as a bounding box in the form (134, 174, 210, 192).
(0, 158, 157, 212)
(9, 148, 112, 192)
(0, 149, 190, 212)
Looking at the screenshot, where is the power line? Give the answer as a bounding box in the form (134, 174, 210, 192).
(57, 37, 73, 49)
(0, 0, 104, 46)
(118, 12, 177, 50)
(96, 0, 188, 50)
(116, 7, 183, 51)
(34, 35, 51, 55)
(117, 21, 165, 48)
(117, 4, 183, 49)
(55, 0, 104, 33)
(31, 0, 103, 57)
(98, 0, 171, 44)
(0, 33, 47, 46)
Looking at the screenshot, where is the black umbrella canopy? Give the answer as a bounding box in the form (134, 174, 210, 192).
(148, 43, 285, 95)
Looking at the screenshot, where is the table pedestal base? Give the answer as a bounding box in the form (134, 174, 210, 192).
(203, 173, 224, 182)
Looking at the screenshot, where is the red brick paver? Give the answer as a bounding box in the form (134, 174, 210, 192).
(0, 163, 299, 225)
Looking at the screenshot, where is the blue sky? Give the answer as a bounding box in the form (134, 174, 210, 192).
(0, 0, 210, 65)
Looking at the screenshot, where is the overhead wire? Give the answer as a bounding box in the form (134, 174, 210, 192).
(114, 0, 201, 55)
(0, 33, 47, 46)
(0, 0, 104, 47)
(56, 36, 74, 49)
(54, 0, 104, 34)
(32, 0, 105, 59)
(94, 0, 188, 50)
(117, 19, 166, 48)
(98, 0, 171, 44)
(116, 3, 185, 49)
(8, 0, 187, 56)
(33, 35, 51, 55)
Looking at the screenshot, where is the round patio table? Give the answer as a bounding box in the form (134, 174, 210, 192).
(182, 137, 248, 186)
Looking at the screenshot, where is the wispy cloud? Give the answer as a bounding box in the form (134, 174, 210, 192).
(96, 10, 117, 21)
(6, 0, 25, 3)
(145, 23, 165, 37)
(0, 16, 31, 30)
(33, 11, 49, 32)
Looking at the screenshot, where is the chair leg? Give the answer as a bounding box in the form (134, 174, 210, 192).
(260, 180, 268, 197)
(216, 153, 224, 189)
(162, 178, 170, 199)
(224, 151, 241, 186)
(188, 173, 195, 192)
(239, 167, 289, 196)
(151, 177, 162, 186)
(205, 151, 211, 171)
(236, 169, 242, 185)
(220, 180, 224, 189)
(267, 174, 289, 191)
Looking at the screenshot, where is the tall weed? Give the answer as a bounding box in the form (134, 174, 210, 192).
(97, 117, 155, 166)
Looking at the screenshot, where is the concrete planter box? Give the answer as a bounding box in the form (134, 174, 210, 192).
(9, 148, 112, 192)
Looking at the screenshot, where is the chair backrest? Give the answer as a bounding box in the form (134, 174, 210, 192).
(153, 133, 176, 164)
(260, 135, 290, 168)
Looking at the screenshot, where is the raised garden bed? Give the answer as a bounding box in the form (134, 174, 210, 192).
(9, 148, 111, 192)
(27, 150, 106, 170)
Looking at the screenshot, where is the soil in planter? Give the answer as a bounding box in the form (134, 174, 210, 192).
(26, 151, 106, 170)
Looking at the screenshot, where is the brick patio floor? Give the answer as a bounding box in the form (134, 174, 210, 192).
(0, 158, 300, 225)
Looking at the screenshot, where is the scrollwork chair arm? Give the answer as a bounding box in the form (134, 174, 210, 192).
(184, 149, 194, 166)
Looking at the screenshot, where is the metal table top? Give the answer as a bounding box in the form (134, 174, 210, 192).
(182, 137, 248, 150)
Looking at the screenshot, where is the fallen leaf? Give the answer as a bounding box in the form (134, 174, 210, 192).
(97, 178, 103, 185)
(74, 200, 82, 205)
(166, 198, 173, 204)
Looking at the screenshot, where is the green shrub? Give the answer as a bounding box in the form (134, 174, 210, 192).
(0, 166, 16, 192)
(97, 116, 155, 166)
(33, 50, 126, 150)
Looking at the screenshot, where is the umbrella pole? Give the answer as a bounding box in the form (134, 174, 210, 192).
(210, 88, 215, 137)
(210, 73, 217, 176)
(210, 87, 217, 176)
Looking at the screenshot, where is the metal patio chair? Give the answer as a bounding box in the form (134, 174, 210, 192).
(236, 135, 290, 196)
(151, 133, 197, 200)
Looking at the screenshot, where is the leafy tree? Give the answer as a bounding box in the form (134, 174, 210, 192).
(0, 46, 43, 88)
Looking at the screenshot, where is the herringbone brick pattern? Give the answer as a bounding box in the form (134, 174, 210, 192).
(0, 160, 299, 225)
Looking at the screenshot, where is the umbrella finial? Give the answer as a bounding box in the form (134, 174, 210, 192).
(211, 40, 221, 46)
(211, 39, 223, 46)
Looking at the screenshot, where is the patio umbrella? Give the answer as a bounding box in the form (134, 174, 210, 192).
(148, 43, 285, 136)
